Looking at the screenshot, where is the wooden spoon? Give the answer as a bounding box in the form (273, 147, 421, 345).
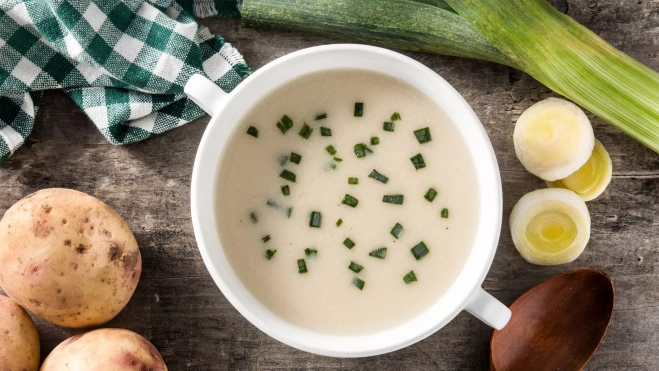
(490, 269, 614, 371)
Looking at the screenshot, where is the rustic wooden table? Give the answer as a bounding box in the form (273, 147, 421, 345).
(1, 1, 658, 369)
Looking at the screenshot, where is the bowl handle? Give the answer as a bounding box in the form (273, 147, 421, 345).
(465, 287, 511, 330)
(184, 74, 229, 117)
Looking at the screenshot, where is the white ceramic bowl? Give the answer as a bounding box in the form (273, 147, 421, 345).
(186, 44, 510, 357)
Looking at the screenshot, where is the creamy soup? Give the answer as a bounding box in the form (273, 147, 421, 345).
(216, 70, 480, 335)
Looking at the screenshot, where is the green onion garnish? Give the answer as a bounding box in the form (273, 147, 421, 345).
(262, 235, 271, 243)
(266, 199, 279, 208)
(441, 208, 449, 218)
(326, 145, 337, 156)
(276, 115, 293, 134)
(278, 155, 289, 166)
(249, 212, 258, 223)
(353, 278, 365, 290)
(290, 152, 301, 164)
(391, 112, 401, 121)
(369, 247, 387, 259)
(333, 157, 343, 162)
(315, 113, 327, 120)
(403, 271, 417, 284)
(281, 185, 290, 196)
(298, 259, 308, 273)
(279, 170, 296, 182)
(266, 249, 277, 260)
(343, 238, 355, 249)
(371, 137, 380, 145)
(287, 207, 293, 218)
(383, 122, 394, 132)
(354, 143, 372, 158)
(411, 242, 430, 260)
(321, 127, 332, 136)
(354, 102, 364, 117)
(424, 188, 438, 202)
(390, 223, 404, 239)
(368, 169, 389, 184)
(414, 127, 432, 144)
(305, 248, 318, 257)
(330, 163, 337, 170)
(309, 211, 322, 228)
(383, 194, 404, 205)
(348, 177, 359, 185)
(410, 153, 426, 170)
(342, 194, 359, 208)
(336, 218, 343, 227)
(299, 123, 313, 139)
(348, 261, 364, 273)
(247, 126, 258, 137)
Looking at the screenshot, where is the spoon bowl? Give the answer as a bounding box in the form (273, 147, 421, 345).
(490, 269, 614, 371)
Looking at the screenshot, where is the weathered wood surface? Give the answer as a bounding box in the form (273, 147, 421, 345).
(1, 1, 658, 369)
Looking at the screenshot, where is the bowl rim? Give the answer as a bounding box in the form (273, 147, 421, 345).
(190, 44, 503, 357)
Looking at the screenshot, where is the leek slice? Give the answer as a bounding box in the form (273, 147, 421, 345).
(514, 98, 594, 181)
(547, 140, 612, 201)
(510, 188, 590, 265)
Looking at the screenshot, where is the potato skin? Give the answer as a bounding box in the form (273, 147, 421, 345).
(0, 189, 142, 328)
(0, 294, 40, 371)
(41, 328, 167, 371)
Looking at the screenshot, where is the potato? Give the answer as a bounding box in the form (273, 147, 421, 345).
(0, 188, 141, 328)
(0, 294, 40, 371)
(41, 328, 167, 371)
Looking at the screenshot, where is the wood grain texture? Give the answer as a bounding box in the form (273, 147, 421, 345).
(0, 1, 658, 369)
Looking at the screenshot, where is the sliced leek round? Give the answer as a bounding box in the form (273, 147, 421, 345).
(514, 98, 595, 181)
(547, 140, 612, 201)
(510, 188, 590, 265)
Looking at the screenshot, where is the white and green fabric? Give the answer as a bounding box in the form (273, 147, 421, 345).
(0, 0, 248, 164)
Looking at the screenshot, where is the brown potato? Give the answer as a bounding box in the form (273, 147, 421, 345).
(41, 328, 167, 371)
(0, 294, 40, 371)
(0, 189, 141, 328)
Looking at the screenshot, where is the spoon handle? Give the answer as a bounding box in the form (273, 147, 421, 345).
(465, 287, 511, 330)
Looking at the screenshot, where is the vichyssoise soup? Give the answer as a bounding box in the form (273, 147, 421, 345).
(216, 70, 479, 335)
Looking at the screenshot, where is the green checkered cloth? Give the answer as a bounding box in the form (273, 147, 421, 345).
(0, 0, 249, 164)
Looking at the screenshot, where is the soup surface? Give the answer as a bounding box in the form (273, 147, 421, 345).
(216, 70, 480, 335)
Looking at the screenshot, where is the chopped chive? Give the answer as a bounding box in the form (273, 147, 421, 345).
(330, 163, 337, 170)
(305, 248, 318, 257)
(410, 153, 426, 170)
(287, 207, 293, 218)
(315, 113, 327, 120)
(369, 247, 387, 259)
(414, 127, 432, 144)
(383, 194, 404, 205)
(354, 102, 364, 117)
(343, 238, 355, 249)
(278, 155, 289, 166)
(320, 127, 332, 136)
(336, 218, 343, 227)
(342, 194, 359, 208)
(441, 208, 450, 218)
(370, 136, 380, 145)
(309, 211, 322, 228)
(353, 278, 365, 290)
(265, 249, 277, 260)
(247, 126, 258, 137)
(281, 185, 290, 196)
(326, 145, 337, 156)
(403, 270, 417, 284)
(298, 123, 313, 139)
(266, 199, 279, 208)
(424, 188, 438, 202)
(383, 122, 394, 132)
(333, 157, 343, 162)
(348, 261, 364, 273)
(298, 259, 308, 273)
(249, 212, 258, 223)
(290, 152, 302, 164)
(411, 242, 430, 260)
(390, 223, 404, 239)
(354, 143, 372, 158)
(262, 235, 271, 243)
(276, 115, 293, 134)
(391, 112, 401, 121)
(348, 177, 359, 185)
(368, 169, 389, 184)
(279, 169, 296, 182)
